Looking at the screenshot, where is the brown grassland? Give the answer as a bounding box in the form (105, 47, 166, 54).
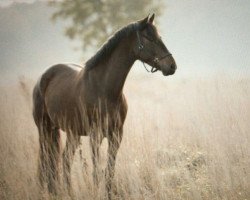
(0, 75, 249, 200)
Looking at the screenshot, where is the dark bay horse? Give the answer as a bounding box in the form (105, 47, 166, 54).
(32, 14, 176, 198)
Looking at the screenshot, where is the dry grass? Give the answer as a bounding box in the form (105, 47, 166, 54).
(0, 75, 249, 200)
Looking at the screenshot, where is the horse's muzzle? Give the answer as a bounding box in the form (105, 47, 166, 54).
(162, 64, 176, 76)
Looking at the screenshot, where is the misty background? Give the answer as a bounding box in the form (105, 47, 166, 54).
(0, 0, 250, 84)
(0, 2, 250, 199)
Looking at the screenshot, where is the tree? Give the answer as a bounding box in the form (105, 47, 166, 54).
(49, 0, 164, 53)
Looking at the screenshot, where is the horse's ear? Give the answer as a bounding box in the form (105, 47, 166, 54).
(140, 14, 150, 25)
(149, 13, 155, 24)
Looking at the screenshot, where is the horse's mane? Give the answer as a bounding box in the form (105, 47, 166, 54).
(85, 22, 138, 70)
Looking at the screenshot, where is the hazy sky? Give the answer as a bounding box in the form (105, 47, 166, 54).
(0, 0, 249, 83)
(161, 0, 250, 78)
(0, 0, 45, 7)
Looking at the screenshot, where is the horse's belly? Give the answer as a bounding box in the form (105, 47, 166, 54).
(45, 101, 87, 136)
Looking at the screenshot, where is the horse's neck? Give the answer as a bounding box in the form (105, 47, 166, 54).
(89, 39, 136, 100)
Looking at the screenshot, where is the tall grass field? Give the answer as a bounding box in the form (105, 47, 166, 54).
(0, 75, 249, 200)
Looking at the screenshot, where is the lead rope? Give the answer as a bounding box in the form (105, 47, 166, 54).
(142, 62, 151, 72)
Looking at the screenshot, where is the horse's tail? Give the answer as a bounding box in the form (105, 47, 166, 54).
(32, 76, 60, 194)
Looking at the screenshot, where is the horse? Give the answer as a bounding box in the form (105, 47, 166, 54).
(32, 14, 176, 198)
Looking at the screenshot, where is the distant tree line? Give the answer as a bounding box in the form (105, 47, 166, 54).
(49, 0, 164, 53)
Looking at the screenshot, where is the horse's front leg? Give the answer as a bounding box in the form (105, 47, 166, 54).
(90, 133, 103, 187)
(105, 127, 123, 199)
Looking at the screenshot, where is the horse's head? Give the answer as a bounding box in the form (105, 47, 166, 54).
(134, 14, 177, 76)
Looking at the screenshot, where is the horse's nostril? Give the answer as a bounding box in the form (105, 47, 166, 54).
(170, 64, 176, 70)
